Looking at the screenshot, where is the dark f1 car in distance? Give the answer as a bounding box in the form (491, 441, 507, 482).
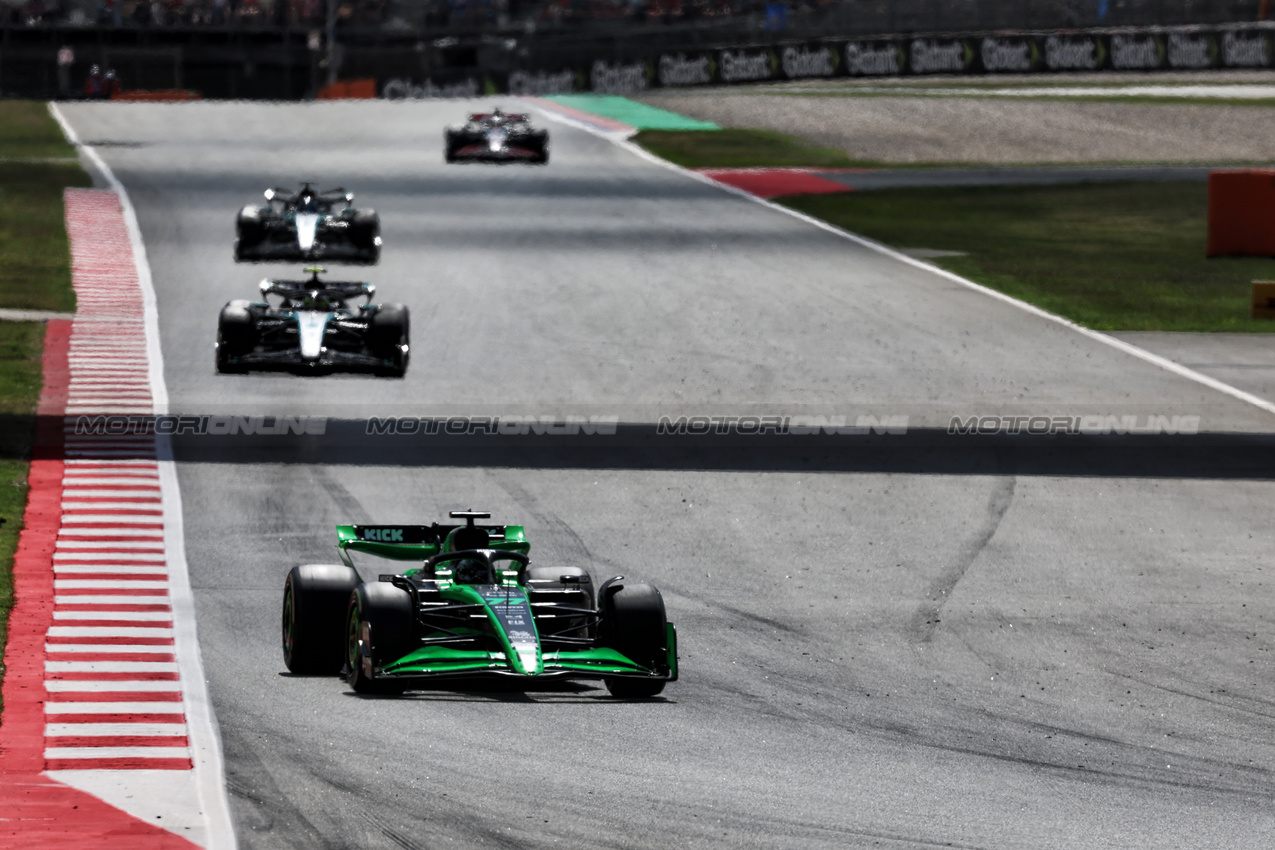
(216, 266, 408, 376)
(444, 109, 549, 164)
(281, 511, 677, 697)
(235, 182, 381, 264)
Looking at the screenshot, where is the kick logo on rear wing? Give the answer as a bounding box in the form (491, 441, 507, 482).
(336, 523, 530, 562)
(353, 525, 433, 544)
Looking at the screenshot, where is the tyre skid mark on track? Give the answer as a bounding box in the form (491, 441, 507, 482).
(488, 473, 595, 567)
(359, 811, 432, 850)
(1115, 670, 1275, 722)
(219, 725, 360, 850)
(912, 731, 1268, 796)
(909, 475, 1016, 644)
(313, 467, 373, 525)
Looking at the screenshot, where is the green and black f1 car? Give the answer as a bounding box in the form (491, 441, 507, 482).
(281, 511, 677, 698)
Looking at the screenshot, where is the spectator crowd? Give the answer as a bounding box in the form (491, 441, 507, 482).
(3, 0, 827, 30)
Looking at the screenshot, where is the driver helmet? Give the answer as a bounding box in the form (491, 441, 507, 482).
(453, 557, 490, 585)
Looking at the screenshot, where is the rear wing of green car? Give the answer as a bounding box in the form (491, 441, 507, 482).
(336, 523, 528, 562)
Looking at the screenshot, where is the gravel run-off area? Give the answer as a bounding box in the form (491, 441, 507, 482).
(637, 80, 1275, 165)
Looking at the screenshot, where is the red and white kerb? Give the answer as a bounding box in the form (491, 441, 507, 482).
(46, 189, 192, 773)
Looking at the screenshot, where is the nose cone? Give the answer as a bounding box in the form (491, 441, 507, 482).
(295, 212, 320, 251)
(295, 311, 328, 359)
(511, 643, 542, 675)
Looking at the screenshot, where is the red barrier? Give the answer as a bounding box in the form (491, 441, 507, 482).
(316, 78, 377, 99)
(1206, 169, 1275, 257)
(110, 91, 202, 102)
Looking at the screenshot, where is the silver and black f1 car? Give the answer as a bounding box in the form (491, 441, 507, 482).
(235, 183, 381, 264)
(215, 267, 408, 376)
(444, 109, 549, 164)
(281, 511, 677, 698)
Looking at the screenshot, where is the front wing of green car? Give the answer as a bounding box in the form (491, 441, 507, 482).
(378, 623, 678, 683)
(366, 580, 678, 684)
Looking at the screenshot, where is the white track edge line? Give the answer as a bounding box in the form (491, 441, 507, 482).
(529, 100, 1275, 421)
(49, 102, 238, 850)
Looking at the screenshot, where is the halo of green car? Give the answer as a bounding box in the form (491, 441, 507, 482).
(281, 511, 677, 698)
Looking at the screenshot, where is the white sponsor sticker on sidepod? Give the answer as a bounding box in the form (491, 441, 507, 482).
(295, 311, 329, 359)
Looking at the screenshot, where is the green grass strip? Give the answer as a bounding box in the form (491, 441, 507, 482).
(544, 94, 719, 131)
(634, 128, 879, 170)
(0, 321, 45, 720)
(0, 162, 89, 312)
(0, 101, 80, 159)
(782, 181, 1275, 333)
(0, 102, 89, 312)
(0, 101, 89, 718)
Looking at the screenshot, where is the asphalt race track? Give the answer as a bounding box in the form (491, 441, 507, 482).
(58, 101, 1275, 848)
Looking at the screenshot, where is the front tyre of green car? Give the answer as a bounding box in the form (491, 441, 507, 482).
(601, 581, 670, 699)
(282, 564, 360, 675)
(346, 582, 413, 694)
(604, 677, 665, 698)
